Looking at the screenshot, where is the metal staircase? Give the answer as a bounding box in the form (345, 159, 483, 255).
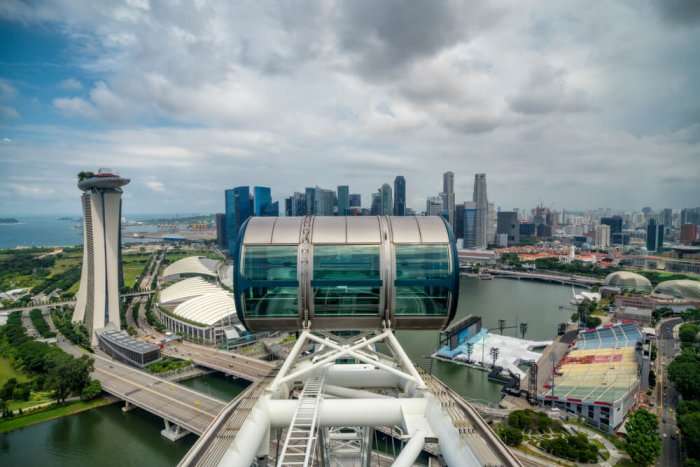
(277, 375, 326, 467)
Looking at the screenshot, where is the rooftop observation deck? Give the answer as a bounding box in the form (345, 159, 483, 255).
(77, 169, 130, 191)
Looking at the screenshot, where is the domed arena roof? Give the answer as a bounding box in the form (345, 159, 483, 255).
(603, 271, 652, 292)
(653, 280, 700, 300)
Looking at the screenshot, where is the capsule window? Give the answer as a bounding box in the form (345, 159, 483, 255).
(312, 245, 382, 316)
(394, 244, 452, 316)
(240, 245, 298, 317)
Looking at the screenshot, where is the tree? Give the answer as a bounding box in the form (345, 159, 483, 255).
(80, 379, 102, 401)
(679, 412, 700, 457)
(496, 424, 523, 446)
(668, 352, 700, 400)
(680, 323, 700, 345)
(625, 409, 661, 466)
(47, 354, 94, 403)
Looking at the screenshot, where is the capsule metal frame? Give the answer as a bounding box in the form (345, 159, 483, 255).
(233, 216, 459, 332)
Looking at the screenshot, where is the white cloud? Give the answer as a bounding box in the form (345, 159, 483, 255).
(0, 105, 19, 120)
(145, 179, 165, 192)
(58, 78, 83, 91)
(53, 97, 97, 118)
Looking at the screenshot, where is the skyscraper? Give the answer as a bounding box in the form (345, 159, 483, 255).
(594, 224, 611, 248)
(305, 187, 316, 215)
(393, 176, 406, 216)
(646, 219, 664, 252)
(442, 171, 455, 226)
(601, 216, 624, 245)
(215, 213, 227, 249)
(253, 186, 272, 216)
(472, 173, 489, 249)
(337, 185, 349, 216)
(225, 186, 252, 255)
(462, 202, 478, 249)
(314, 187, 335, 215)
(497, 211, 519, 246)
(73, 169, 130, 345)
(662, 208, 673, 229)
(291, 192, 306, 216)
(349, 194, 361, 208)
(380, 183, 393, 215)
(284, 197, 292, 217)
(426, 196, 442, 216)
(370, 192, 381, 215)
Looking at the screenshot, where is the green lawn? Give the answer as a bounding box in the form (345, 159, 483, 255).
(122, 253, 152, 288)
(7, 391, 53, 411)
(0, 356, 30, 385)
(0, 397, 114, 433)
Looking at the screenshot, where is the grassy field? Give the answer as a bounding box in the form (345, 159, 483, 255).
(0, 397, 115, 433)
(0, 356, 30, 385)
(122, 253, 152, 288)
(7, 391, 53, 411)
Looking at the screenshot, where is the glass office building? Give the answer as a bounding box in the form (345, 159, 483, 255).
(233, 216, 460, 332)
(225, 186, 252, 256)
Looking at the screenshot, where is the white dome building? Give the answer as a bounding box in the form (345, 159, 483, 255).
(603, 271, 652, 292)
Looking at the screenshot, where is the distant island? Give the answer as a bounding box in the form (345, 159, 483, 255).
(0, 217, 19, 224)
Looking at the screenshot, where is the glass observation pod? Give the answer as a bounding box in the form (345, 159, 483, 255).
(233, 216, 460, 332)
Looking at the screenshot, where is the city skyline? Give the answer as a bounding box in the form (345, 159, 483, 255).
(1, 2, 700, 215)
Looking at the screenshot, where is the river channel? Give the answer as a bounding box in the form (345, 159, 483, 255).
(0, 277, 573, 465)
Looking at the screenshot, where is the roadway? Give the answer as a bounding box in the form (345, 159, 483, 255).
(482, 268, 602, 287)
(58, 337, 226, 435)
(164, 341, 277, 382)
(657, 317, 682, 467)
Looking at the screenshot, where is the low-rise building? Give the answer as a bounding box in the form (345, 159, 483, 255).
(96, 329, 161, 368)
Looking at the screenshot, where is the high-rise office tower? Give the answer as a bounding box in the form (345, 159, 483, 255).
(225, 186, 252, 255)
(472, 173, 489, 249)
(662, 208, 673, 229)
(305, 187, 316, 215)
(73, 169, 130, 345)
(370, 192, 381, 215)
(497, 211, 519, 246)
(314, 187, 335, 215)
(380, 183, 393, 215)
(393, 176, 406, 216)
(284, 197, 292, 217)
(681, 224, 699, 244)
(426, 196, 442, 216)
(337, 185, 349, 216)
(253, 186, 274, 216)
(601, 216, 624, 245)
(646, 219, 664, 252)
(462, 202, 478, 248)
(349, 193, 361, 208)
(442, 171, 455, 226)
(594, 224, 611, 248)
(215, 213, 227, 249)
(291, 192, 306, 216)
(454, 204, 465, 240)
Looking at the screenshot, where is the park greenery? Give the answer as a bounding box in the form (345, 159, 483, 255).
(29, 309, 56, 339)
(145, 357, 192, 374)
(0, 247, 84, 300)
(51, 308, 91, 350)
(623, 409, 661, 466)
(539, 432, 599, 463)
(0, 311, 99, 418)
(668, 346, 700, 465)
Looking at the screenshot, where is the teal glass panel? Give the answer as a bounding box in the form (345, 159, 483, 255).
(394, 285, 449, 315)
(242, 245, 297, 281)
(313, 286, 381, 315)
(313, 245, 380, 281)
(395, 244, 450, 280)
(243, 286, 298, 317)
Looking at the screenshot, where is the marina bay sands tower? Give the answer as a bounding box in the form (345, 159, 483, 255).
(73, 169, 130, 344)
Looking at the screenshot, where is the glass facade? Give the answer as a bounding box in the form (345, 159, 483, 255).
(312, 245, 382, 315)
(394, 244, 451, 315)
(240, 245, 298, 316)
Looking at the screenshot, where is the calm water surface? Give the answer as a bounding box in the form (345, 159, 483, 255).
(0, 373, 246, 467)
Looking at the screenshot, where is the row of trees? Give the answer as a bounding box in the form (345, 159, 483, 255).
(624, 409, 661, 466)
(29, 308, 56, 338)
(0, 312, 99, 413)
(669, 346, 700, 464)
(50, 308, 91, 350)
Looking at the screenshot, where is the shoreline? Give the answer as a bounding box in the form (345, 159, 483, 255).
(0, 395, 118, 434)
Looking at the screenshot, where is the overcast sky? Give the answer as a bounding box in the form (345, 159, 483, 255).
(0, 0, 699, 216)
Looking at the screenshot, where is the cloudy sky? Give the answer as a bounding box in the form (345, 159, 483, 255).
(0, 0, 698, 216)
